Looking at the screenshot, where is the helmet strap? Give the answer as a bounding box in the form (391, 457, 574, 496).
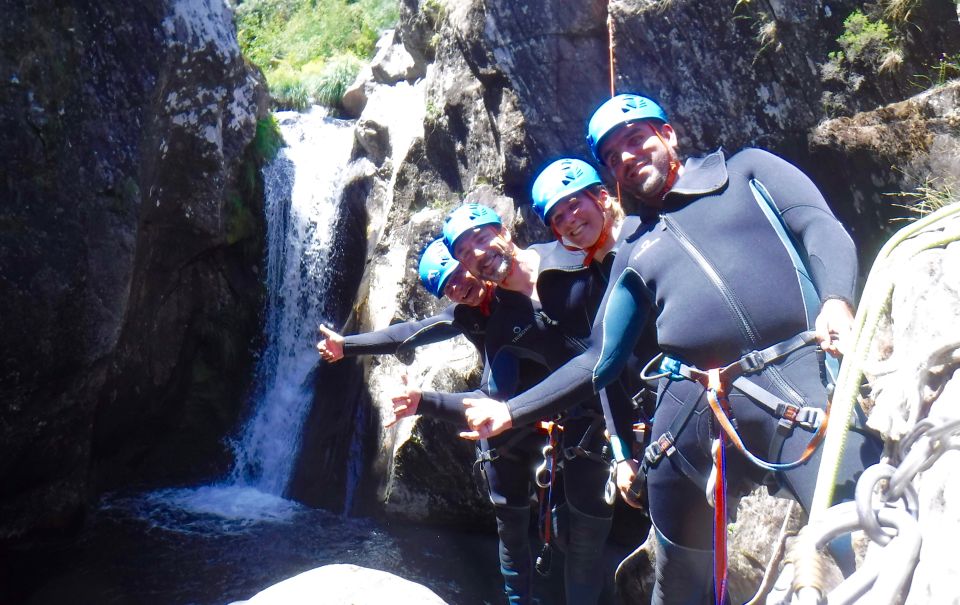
(479, 284, 496, 316)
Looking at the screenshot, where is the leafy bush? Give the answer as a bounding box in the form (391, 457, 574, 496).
(235, 0, 398, 110)
(835, 10, 893, 65)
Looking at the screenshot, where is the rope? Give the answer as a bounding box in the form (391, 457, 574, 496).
(810, 203, 960, 519)
(606, 11, 623, 203)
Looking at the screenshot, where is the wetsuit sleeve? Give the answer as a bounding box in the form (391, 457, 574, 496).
(341, 305, 464, 357)
(740, 148, 858, 305)
(416, 344, 497, 427)
(416, 390, 472, 428)
(599, 384, 635, 462)
(507, 249, 655, 427)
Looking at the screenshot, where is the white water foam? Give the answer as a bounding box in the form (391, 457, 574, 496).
(228, 107, 356, 496)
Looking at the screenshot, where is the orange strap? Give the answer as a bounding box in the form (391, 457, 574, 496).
(708, 370, 729, 605)
(478, 285, 496, 317)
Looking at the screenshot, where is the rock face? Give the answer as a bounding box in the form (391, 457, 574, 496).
(335, 0, 959, 512)
(229, 564, 449, 605)
(0, 1, 268, 537)
(331, 0, 960, 600)
(860, 211, 960, 604)
(811, 81, 960, 262)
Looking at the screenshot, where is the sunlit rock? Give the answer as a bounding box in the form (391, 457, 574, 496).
(230, 564, 448, 605)
(863, 222, 960, 605)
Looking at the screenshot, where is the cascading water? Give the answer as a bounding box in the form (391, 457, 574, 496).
(228, 109, 355, 496)
(36, 104, 505, 605)
(108, 108, 360, 530)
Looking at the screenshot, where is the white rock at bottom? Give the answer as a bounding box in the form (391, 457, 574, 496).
(228, 563, 449, 605)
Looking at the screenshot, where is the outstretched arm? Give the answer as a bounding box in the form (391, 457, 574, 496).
(462, 261, 655, 439)
(322, 305, 467, 360)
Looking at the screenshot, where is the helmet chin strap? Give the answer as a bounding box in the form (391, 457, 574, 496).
(479, 283, 496, 316)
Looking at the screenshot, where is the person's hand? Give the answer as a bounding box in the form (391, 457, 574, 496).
(814, 298, 855, 358)
(459, 397, 513, 440)
(384, 375, 421, 428)
(317, 325, 345, 363)
(616, 459, 645, 509)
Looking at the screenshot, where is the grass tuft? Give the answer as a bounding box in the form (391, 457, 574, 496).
(235, 0, 398, 110)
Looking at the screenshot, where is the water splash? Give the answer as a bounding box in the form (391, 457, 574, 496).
(228, 107, 356, 496)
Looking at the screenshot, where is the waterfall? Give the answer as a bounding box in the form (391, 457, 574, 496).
(228, 107, 355, 496)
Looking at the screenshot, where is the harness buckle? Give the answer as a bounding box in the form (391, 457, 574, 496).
(739, 350, 766, 374)
(659, 356, 685, 381)
(644, 432, 675, 465)
(796, 407, 823, 431)
(479, 448, 499, 463)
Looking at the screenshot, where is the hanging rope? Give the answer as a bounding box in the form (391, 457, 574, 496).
(607, 12, 617, 97)
(606, 11, 623, 202)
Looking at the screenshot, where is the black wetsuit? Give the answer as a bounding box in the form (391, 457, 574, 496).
(420, 234, 654, 605)
(341, 301, 554, 604)
(501, 149, 881, 605)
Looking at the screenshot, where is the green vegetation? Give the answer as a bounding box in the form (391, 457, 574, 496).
(235, 0, 399, 110)
(831, 10, 894, 66)
(891, 178, 958, 221)
(253, 116, 285, 163)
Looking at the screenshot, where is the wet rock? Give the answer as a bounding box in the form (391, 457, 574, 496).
(230, 564, 448, 605)
(371, 29, 425, 85)
(0, 0, 267, 538)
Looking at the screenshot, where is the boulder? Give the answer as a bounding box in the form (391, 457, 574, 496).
(0, 0, 267, 538)
(371, 29, 426, 85)
(229, 564, 448, 605)
(860, 211, 960, 604)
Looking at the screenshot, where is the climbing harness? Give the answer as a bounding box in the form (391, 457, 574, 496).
(473, 424, 540, 496)
(638, 331, 832, 605)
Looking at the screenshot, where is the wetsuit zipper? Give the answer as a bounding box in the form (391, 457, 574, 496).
(662, 215, 758, 346)
(662, 215, 805, 406)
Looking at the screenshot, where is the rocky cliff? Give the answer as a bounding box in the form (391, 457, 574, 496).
(0, 1, 268, 538)
(334, 0, 958, 514)
(326, 0, 960, 599)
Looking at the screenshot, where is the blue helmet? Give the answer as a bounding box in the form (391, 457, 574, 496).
(442, 203, 502, 251)
(530, 158, 603, 224)
(418, 238, 460, 298)
(586, 94, 669, 164)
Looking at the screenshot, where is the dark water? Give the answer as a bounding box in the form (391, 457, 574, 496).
(3, 488, 644, 605)
(3, 488, 505, 605)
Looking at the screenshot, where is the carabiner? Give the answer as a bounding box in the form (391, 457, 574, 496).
(535, 444, 554, 489)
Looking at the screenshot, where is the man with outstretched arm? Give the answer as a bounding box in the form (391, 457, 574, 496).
(460, 94, 882, 605)
(318, 238, 556, 605)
